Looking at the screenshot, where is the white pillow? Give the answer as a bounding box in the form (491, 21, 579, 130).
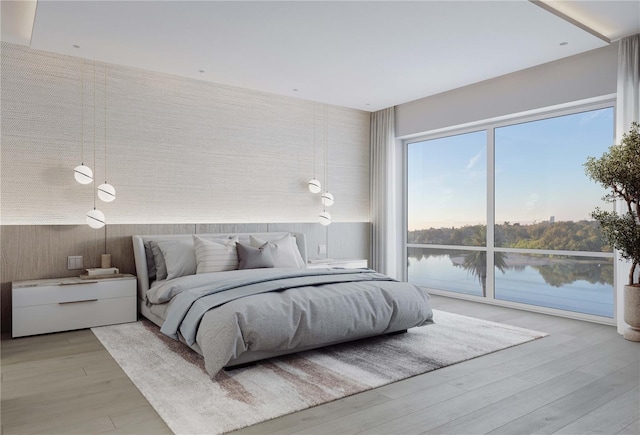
(156, 239, 197, 281)
(193, 235, 239, 273)
(249, 234, 305, 268)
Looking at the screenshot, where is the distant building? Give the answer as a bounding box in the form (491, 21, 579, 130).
(550, 216, 555, 223)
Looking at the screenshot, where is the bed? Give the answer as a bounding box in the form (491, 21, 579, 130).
(132, 232, 434, 377)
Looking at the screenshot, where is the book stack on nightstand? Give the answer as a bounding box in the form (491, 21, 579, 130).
(307, 259, 368, 269)
(12, 274, 137, 338)
(80, 267, 124, 280)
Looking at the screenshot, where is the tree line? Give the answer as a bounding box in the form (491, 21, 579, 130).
(408, 220, 610, 253)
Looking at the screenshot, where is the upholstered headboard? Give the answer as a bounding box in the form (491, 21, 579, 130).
(132, 232, 307, 299)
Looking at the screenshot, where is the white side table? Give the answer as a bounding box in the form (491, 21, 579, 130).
(12, 274, 137, 338)
(307, 259, 368, 269)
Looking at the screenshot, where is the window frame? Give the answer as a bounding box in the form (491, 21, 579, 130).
(402, 97, 617, 325)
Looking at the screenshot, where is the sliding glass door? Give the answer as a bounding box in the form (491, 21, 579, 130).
(407, 130, 487, 297)
(406, 103, 615, 320)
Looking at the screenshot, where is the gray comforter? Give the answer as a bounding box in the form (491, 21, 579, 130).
(147, 268, 434, 376)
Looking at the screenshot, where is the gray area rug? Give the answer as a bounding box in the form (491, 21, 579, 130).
(92, 309, 546, 435)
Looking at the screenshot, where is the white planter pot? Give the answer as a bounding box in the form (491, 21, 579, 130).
(623, 284, 640, 342)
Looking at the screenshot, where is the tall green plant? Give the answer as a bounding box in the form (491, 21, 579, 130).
(584, 122, 640, 285)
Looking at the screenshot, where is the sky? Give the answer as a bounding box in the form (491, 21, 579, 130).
(407, 106, 615, 231)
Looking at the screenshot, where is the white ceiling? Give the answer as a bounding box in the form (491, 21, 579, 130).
(2, 1, 639, 112)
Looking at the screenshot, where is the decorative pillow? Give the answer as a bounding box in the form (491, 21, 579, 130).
(236, 241, 275, 270)
(193, 235, 239, 273)
(144, 243, 157, 282)
(149, 241, 167, 281)
(249, 234, 305, 268)
(156, 239, 197, 280)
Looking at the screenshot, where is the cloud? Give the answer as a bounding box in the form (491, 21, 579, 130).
(466, 151, 482, 171)
(434, 188, 455, 209)
(579, 110, 603, 125)
(525, 193, 539, 210)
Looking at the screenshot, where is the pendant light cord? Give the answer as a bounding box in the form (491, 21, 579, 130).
(104, 66, 107, 183)
(81, 60, 84, 165)
(93, 61, 97, 210)
(313, 104, 316, 179)
(324, 105, 328, 194)
(323, 105, 328, 211)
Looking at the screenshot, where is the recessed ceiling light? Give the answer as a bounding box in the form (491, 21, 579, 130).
(72, 44, 80, 48)
(559, 42, 568, 46)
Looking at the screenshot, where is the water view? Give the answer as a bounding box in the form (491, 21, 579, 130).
(408, 249, 614, 318)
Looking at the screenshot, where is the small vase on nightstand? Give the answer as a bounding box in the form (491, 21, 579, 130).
(101, 254, 112, 269)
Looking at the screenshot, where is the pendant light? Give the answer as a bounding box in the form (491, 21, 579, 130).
(308, 179, 321, 194)
(74, 60, 93, 184)
(86, 62, 105, 229)
(319, 211, 332, 226)
(321, 192, 334, 207)
(98, 66, 116, 202)
(87, 208, 106, 229)
(308, 103, 322, 193)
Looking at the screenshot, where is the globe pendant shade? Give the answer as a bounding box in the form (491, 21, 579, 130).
(321, 192, 334, 207)
(319, 211, 331, 226)
(86, 208, 105, 229)
(74, 164, 93, 184)
(308, 179, 322, 194)
(98, 183, 116, 202)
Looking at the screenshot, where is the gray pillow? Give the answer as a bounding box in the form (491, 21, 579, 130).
(156, 239, 197, 280)
(144, 243, 157, 281)
(249, 234, 304, 268)
(149, 241, 167, 281)
(236, 241, 275, 270)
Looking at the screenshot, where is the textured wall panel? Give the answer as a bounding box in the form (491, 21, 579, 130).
(1, 42, 370, 225)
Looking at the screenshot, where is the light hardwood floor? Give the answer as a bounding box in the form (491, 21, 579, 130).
(2, 295, 639, 435)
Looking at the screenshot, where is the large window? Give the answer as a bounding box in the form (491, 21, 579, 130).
(406, 104, 615, 320)
(407, 131, 487, 297)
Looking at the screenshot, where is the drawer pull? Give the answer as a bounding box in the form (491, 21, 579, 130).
(58, 299, 98, 305)
(60, 281, 98, 286)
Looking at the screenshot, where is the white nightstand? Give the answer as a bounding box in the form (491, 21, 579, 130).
(307, 259, 368, 269)
(12, 274, 137, 338)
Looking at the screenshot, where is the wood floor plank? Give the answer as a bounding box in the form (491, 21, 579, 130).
(108, 403, 172, 431)
(577, 354, 637, 378)
(232, 389, 393, 435)
(97, 417, 173, 435)
(425, 369, 599, 434)
(552, 386, 640, 435)
(290, 381, 467, 435)
(2, 413, 116, 435)
(355, 376, 535, 435)
(617, 419, 640, 435)
(511, 338, 632, 385)
(444, 338, 601, 391)
(1, 364, 129, 402)
(1, 349, 117, 381)
(488, 364, 640, 435)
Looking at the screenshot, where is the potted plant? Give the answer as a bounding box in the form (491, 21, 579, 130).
(584, 121, 640, 341)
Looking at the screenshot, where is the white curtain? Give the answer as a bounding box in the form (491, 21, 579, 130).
(616, 34, 640, 334)
(370, 107, 397, 277)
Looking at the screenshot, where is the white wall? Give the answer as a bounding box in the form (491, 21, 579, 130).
(0, 42, 370, 225)
(396, 44, 618, 137)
